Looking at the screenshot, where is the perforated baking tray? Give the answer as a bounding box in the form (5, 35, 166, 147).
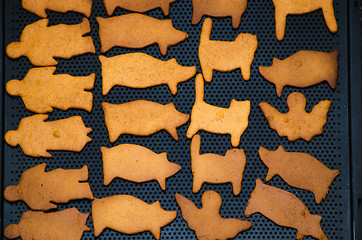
(1, 0, 361, 239)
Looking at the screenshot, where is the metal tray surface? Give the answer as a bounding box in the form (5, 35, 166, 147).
(1, 0, 356, 239)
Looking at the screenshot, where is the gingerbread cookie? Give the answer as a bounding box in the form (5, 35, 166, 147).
(22, 0, 93, 18)
(92, 195, 177, 239)
(199, 18, 257, 82)
(6, 67, 95, 113)
(272, 0, 338, 41)
(97, 14, 188, 55)
(4, 208, 90, 240)
(99, 53, 196, 95)
(259, 50, 339, 97)
(175, 191, 252, 240)
(259, 146, 340, 204)
(192, 0, 248, 29)
(6, 18, 95, 66)
(4, 163, 93, 210)
(259, 92, 331, 141)
(101, 144, 181, 190)
(191, 135, 246, 195)
(5, 114, 92, 157)
(245, 179, 328, 240)
(103, 0, 178, 16)
(102, 101, 189, 143)
(186, 74, 250, 147)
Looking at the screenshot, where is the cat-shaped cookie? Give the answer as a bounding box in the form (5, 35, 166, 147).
(186, 74, 250, 147)
(199, 18, 257, 82)
(191, 135, 246, 195)
(191, 0, 248, 29)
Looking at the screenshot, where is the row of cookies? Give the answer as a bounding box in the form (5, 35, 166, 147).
(4, 72, 336, 157)
(3, 137, 340, 240)
(21, 0, 337, 41)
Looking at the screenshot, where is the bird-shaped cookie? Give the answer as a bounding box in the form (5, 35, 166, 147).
(175, 191, 252, 240)
(259, 92, 331, 142)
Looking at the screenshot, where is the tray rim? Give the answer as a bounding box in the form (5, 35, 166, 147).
(0, 0, 360, 239)
(349, 0, 362, 239)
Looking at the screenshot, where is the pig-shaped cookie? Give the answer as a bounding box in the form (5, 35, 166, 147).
(101, 144, 181, 190)
(6, 18, 95, 66)
(259, 92, 331, 142)
(5, 114, 92, 157)
(199, 18, 257, 82)
(99, 53, 196, 95)
(259, 146, 340, 204)
(186, 74, 250, 147)
(259, 50, 339, 97)
(4, 208, 90, 240)
(6, 67, 95, 113)
(272, 0, 338, 41)
(102, 101, 189, 143)
(192, 0, 248, 29)
(103, 0, 178, 16)
(97, 14, 188, 55)
(175, 191, 252, 240)
(191, 135, 246, 195)
(4, 163, 93, 210)
(22, 0, 93, 18)
(92, 195, 177, 239)
(245, 179, 328, 240)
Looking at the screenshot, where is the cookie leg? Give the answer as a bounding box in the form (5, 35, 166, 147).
(186, 122, 198, 139)
(240, 63, 251, 81)
(231, 14, 241, 29)
(201, 66, 213, 83)
(274, 10, 287, 41)
(158, 43, 168, 56)
(321, 3, 338, 33)
(192, 176, 203, 193)
(191, 11, 203, 25)
(230, 134, 241, 148)
(232, 180, 242, 195)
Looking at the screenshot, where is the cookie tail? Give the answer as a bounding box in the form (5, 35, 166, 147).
(326, 50, 339, 89)
(200, 18, 212, 44)
(190, 135, 201, 161)
(194, 74, 204, 103)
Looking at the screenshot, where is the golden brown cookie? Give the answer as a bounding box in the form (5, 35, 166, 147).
(259, 92, 331, 141)
(103, 0, 178, 16)
(191, 135, 246, 195)
(101, 144, 181, 190)
(245, 179, 328, 240)
(4, 163, 93, 210)
(22, 0, 93, 18)
(272, 0, 338, 41)
(199, 18, 257, 82)
(191, 0, 248, 29)
(186, 74, 250, 147)
(259, 50, 339, 97)
(4, 208, 90, 240)
(5, 114, 92, 157)
(102, 101, 189, 143)
(92, 195, 177, 239)
(175, 191, 252, 240)
(259, 146, 340, 204)
(6, 18, 95, 66)
(97, 13, 188, 55)
(6, 67, 95, 113)
(99, 53, 196, 95)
